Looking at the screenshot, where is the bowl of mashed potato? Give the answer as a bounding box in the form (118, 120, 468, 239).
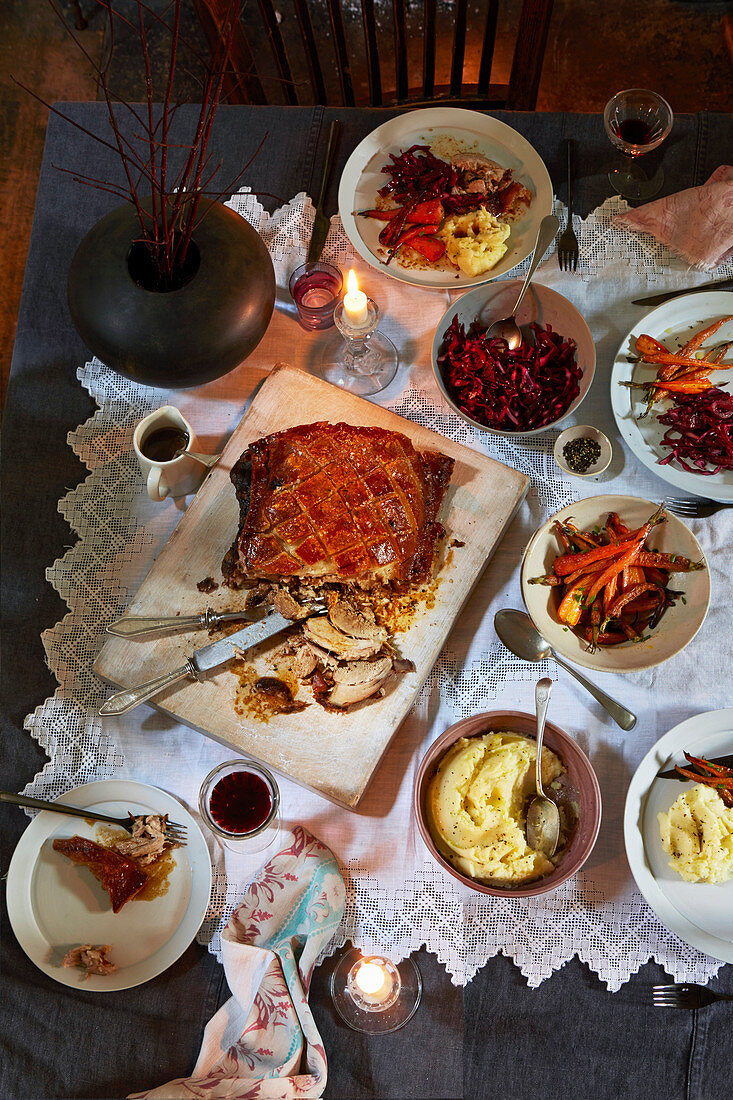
(414, 710, 601, 897)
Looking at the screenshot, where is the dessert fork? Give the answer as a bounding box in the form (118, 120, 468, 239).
(652, 984, 733, 1009)
(665, 497, 733, 519)
(557, 138, 579, 272)
(0, 791, 187, 843)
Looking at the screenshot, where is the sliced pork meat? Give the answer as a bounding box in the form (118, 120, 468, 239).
(62, 944, 117, 978)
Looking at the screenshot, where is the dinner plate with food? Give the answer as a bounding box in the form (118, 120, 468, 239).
(6, 780, 212, 990)
(338, 107, 553, 289)
(521, 496, 710, 673)
(610, 292, 733, 501)
(624, 708, 733, 963)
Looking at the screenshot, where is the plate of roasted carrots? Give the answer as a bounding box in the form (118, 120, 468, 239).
(611, 292, 733, 500)
(521, 496, 710, 672)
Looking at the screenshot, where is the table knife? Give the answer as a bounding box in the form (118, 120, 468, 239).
(99, 609, 308, 717)
(306, 119, 340, 264)
(657, 754, 733, 780)
(632, 277, 733, 307)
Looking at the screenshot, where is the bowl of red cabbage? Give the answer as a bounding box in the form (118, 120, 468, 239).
(431, 281, 596, 436)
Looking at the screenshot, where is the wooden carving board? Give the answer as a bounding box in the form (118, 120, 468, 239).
(94, 365, 528, 807)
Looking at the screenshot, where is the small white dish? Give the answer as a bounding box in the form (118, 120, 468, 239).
(554, 425, 612, 477)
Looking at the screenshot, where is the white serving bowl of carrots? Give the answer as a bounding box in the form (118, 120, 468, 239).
(520, 496, 711, 673)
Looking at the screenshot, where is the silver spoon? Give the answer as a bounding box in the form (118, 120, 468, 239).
(173, 448, 221, 468)
(485, 214, 560, 349)
(526, 677, 560, 857)
(494, 609, 637, 732)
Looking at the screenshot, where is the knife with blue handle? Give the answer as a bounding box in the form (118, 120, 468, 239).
(99, 605, 324, 717)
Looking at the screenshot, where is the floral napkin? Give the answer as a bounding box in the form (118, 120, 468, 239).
(130, 827, 345, 1100)
(613, 165, 733, 270)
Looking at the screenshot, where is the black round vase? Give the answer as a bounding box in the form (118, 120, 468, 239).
(67, 201, 276, 387)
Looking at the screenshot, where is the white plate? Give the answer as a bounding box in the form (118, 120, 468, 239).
(610, 292, 733, 501)
(6, 780, 212, 991)
(624, 709, 733, 963)
(520, 495, 711, 673)
(430, 280, 596, 435)
(338, 107, 553, 289)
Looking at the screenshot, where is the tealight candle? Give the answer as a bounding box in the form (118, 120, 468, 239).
(343, 269, 369, 328)
(345, 955, 400, 1012)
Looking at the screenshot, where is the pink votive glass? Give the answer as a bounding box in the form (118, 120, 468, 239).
(289, 262, 343, 331)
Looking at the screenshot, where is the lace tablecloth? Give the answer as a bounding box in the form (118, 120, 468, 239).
(24, 189, 733, 990)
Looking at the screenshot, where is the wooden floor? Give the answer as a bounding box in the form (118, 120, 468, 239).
(2, 0, 732, 410)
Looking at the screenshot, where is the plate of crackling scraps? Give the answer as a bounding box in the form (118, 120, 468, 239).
(624, 708, 733, 964)
(6, 780, 212, 990)
(338, 106, 553, 289)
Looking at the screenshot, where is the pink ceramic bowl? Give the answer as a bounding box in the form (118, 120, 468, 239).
(414, 710, 602, 897)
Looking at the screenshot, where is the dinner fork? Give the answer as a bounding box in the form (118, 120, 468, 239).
(557, 138, 579, 272)
(0, 791, 187, 843)
(652, 984, 733, 1009)
(664, 497, 733, 518)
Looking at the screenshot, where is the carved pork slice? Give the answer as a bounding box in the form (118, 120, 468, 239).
(62, 944, 117, 978)
(317, 656, 395, 709)
(302, 617, 383, 660)
(53, 836, 148, 913)
(222, 421, 454, 589)
(328, 597, 388, 644)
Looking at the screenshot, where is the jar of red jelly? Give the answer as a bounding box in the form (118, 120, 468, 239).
(199, 760, 280, 853)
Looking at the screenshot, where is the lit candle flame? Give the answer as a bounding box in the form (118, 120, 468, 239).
(343, 269, 369, 327)
(355, 961, 387, 996)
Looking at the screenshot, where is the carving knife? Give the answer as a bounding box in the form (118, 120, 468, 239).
(632, 277, 733, 307)
(657, 754, 733, 780)
(306, 119, 340, 264)
(99, 607, 323, 717)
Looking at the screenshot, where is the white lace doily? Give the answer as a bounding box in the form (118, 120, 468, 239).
(23, 188, 733, 990)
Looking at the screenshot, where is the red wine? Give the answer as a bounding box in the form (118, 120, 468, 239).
(614, 118, 655, 146)
(208, 770, 273, 834)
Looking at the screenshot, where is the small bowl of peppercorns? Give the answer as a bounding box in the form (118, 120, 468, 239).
(554, 425, 612, 478)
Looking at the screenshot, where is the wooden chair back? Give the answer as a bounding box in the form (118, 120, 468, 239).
(193, 0, 554, 111)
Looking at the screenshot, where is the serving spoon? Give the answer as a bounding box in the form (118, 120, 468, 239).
(486, 213, 560, 349)
(526, 677, 560, 857)
(494, 609, 637, 732)
(173, 448, 221, 468)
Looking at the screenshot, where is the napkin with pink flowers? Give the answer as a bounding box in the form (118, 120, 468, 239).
(613, 165, 733, 270)
(130, 827, 345, 1100)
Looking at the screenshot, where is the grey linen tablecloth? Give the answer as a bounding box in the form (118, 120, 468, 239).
(2, 104, 732, 1100)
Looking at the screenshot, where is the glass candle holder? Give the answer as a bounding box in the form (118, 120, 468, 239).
(318, 298, 398, 396)
(330, 948, 422, 1034)
(199, 759, 280, 854)
(289, 262, 342, 331)
(603, 89, 673, 201)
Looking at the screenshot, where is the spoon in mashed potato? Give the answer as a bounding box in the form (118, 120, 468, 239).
(526, 677, 561, 857)
(486, 214, 559, 349)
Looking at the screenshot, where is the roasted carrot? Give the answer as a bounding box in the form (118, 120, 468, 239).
(605, 582, 664, 621)
(584, 539, 644, 607)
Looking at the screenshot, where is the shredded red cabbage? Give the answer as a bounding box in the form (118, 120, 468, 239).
(438, 315, 582, 432)
(378, 144, 503, 216)
(657, 386, 733, 474)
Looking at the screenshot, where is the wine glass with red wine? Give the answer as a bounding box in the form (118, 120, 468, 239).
(603, 89, 674, 201)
